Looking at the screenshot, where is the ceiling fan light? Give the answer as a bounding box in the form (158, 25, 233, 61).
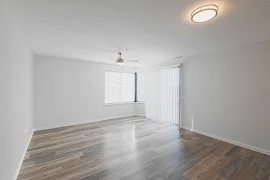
(191, 5, 218, 23)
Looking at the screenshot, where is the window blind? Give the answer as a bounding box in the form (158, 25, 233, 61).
(105, 72, 135, 104)
(145, 66, 181, 127)
(157, 66, 180, 126)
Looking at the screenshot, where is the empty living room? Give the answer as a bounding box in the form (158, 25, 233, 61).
(1, 0, 270, 179)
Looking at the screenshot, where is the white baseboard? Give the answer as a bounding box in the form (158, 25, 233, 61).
(181, 126, 270, 156)
(14, 129, 34, 180)
(34, 114, 140, 131)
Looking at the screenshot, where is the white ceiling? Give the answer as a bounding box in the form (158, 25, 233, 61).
(8, 0, 270, 67)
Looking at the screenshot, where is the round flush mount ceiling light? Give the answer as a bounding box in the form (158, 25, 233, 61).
(191, 5, 218, 23)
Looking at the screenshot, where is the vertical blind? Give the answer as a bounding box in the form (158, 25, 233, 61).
(157, 67, 180, 126)
(145, 65, 181, 127)
(105, 72, 135, 104)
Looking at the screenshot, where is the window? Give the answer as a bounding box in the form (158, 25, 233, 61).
(105, 72, 135, 104)
(136, 73, 145, 102)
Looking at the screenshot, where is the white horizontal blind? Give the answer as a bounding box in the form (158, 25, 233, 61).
(121, 73, 135, 102)
(137, 73, 145, 102)
(105, 72, 121, 104)
(105, 72, 135, 104)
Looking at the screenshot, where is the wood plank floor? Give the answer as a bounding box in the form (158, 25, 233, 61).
(18, 116, 270, 180)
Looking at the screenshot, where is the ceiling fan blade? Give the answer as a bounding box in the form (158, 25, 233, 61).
(125, 60, 139, 62)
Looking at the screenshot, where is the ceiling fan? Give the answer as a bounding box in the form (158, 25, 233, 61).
(113, 52, 139, 65)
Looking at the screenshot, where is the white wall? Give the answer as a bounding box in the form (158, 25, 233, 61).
(34, 55, 137, 130)
(0, 1, 34, 180)
(180, 40, 270, 153)
(144, 70, 159, 121)
(135, 103, 145, 116)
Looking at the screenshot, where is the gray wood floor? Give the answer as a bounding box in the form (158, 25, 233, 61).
(18, 116, 270, 180)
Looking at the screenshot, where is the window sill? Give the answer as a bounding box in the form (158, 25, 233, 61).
(104, 102, 145, 106)
(135, 101, 145, 104)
